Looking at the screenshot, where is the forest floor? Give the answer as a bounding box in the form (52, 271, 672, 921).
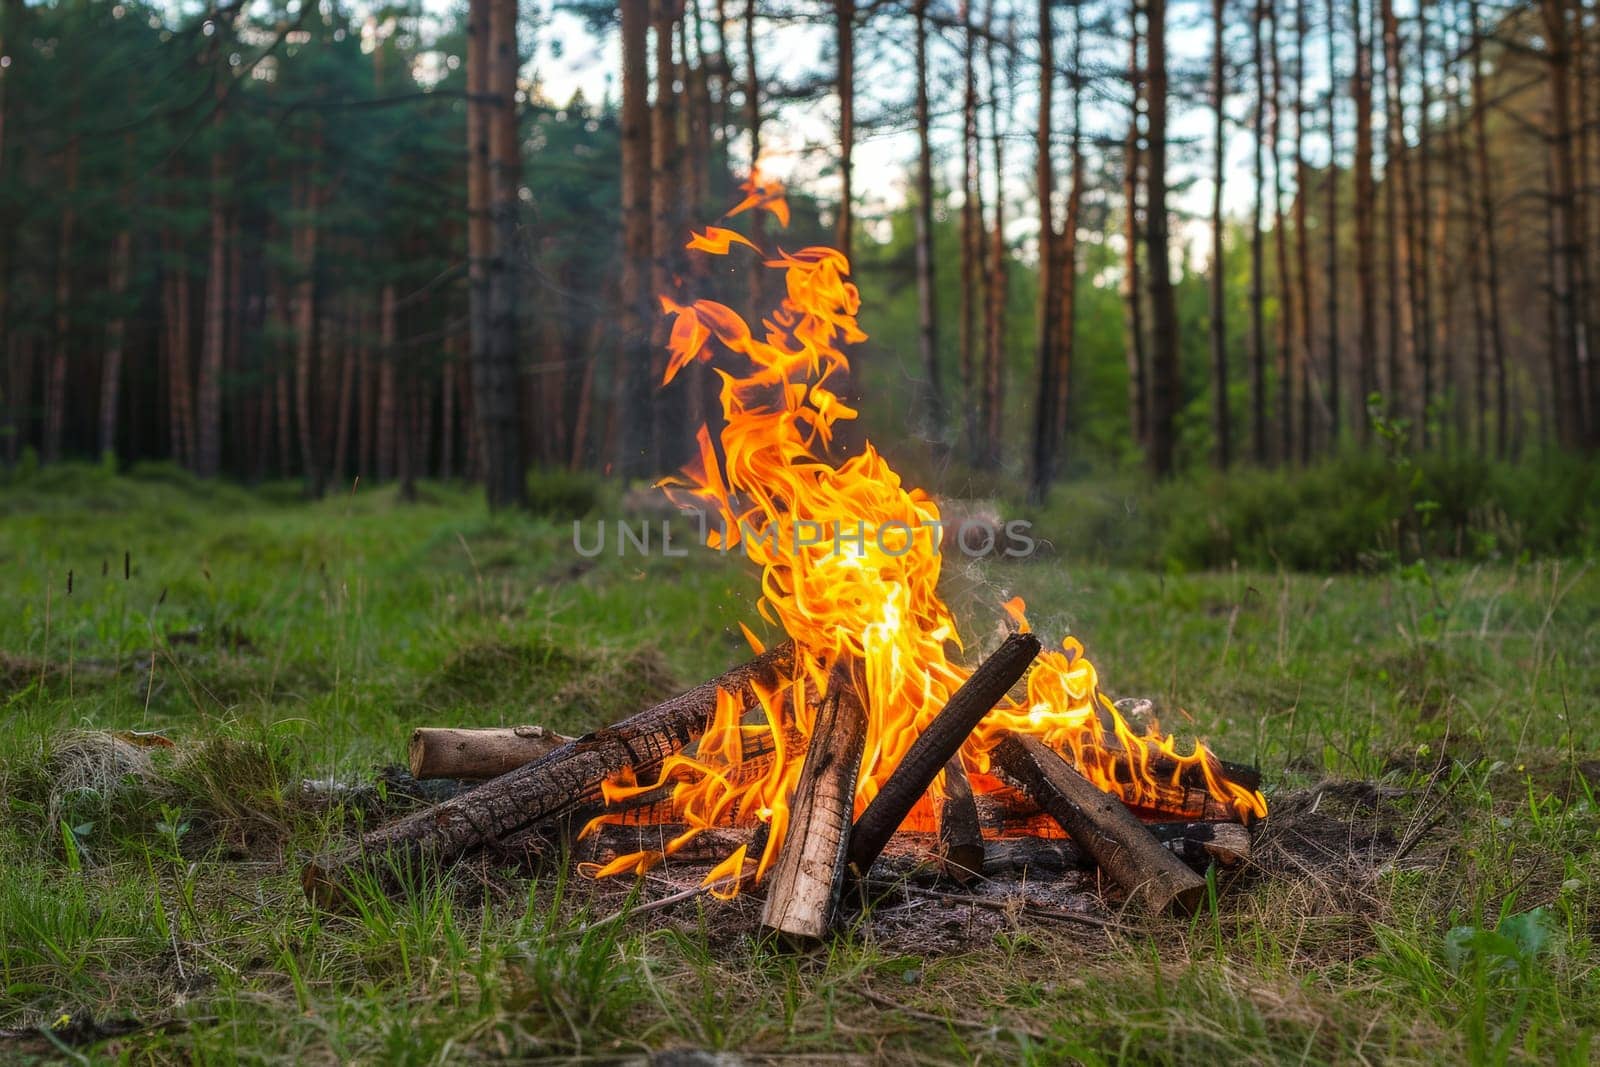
(1, 468, 1596, 1064)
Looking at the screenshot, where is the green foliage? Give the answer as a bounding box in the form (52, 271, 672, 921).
(1026, 451, 1600, 572)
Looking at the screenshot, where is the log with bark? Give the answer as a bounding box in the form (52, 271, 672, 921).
(302, 641, 795, 909)
(759, 668, 868, 944)
(847, 631, 1041, 874)
(991, 732, 1208, 915)
(409, 725, 575, 780)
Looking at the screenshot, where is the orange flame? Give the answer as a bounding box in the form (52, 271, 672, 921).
(588, 179, 1266, 895)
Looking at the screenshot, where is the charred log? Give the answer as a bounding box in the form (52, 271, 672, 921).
(991, 732, 1208, 915)
(303, 642, 795, 909)
(848, 631, 1041, 874)
(936, 756, 984, 885)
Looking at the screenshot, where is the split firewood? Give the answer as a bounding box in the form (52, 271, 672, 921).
(759, 668, 868, 945)
(847, 631, 1042, 875)
(408, 725, 575, 780)
(302, 641, 795, 909)
(991, 732, 1208, 915)
(936, 757, 984, 885)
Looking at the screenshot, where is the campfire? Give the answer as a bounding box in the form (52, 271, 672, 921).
(304, 178, 1267, 937)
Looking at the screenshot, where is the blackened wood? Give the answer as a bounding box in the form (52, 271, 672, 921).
(991, 732, 1208, 915)
(847, 632, 1041, 874)
(981, 822, 1251, 877)
(759, 669, 868, 944)
(303, 642, 794, 909)
(936, 756, 984, 885)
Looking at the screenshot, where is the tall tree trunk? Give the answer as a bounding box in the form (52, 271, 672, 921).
(377, 285, 397, 481)
(1209, 0, 1231, 471)
(440, 347, 457, 479)
(1324, 0, 1342, 443)
(1052, 9, 1084, 477)
(914, 0, 945, 451)
(1378, 0, 1403, 412)
(1412, 6, 1435, 441)
(1124, 5, 1150, 450)
(1540, 0, 1593, 447)
(332, 296, 357, 484)
(1468, 0, 1508, 457)
(959, 0, 983, 463)
(293, 167, 321, 495)
(196, 51, 229, 479)
(649, 0, 682, 472)
(743, 0, 763, 312)
(1351, 0, 1377, 437)
(478, 0, 528, 507)
(100, 136, 135, 461)
(835, 0, 855, 261)
(1146, 0, 1181, 478)
(981, 0, 1007, 470)
(1029, 0, 1057, 499)
(1270, 0, 1295, 462)
(616, 0, 653, 478)
(1295, 0, 1316, 462)
(44, 137, 78, 464)
(1249, 0, 1268, 463)
(466, 0, 492, 479)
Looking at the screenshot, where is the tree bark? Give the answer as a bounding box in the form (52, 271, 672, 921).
(1249, 0, 1268, 463)
(913, 0, 945, 452)
(43, 136, 77, 464)
(1146, 0, 1181, 478)
(760, 669, 867, 944)
(981, 0, 1007, 470)
(304, 642, 795, 908)
(1324, 0, 1342, 442)
(1269, 0, 1295, 463)
(1029, 0, 1058, 499)
(649, 0, 683, 473)
(196, 46, 229, 479)
(1210, 0, 1231, 471)
(1295, 0, 1316, 463)
(834, 0, 855, 262)
(1351, 0, 1377, 437)
(1123, 11, 1150, 451)
(1468, 0, 1508, 457)
(959, 0, 983, 463)
(615, 0, 654, 479)
(477, 0, 528, 507)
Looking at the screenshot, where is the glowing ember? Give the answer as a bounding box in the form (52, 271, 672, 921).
(582, 176, 1267, 893)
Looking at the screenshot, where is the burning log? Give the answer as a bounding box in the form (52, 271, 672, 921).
(303, 641, 795, 909)
(991, 732, 1208, 915)
(408, 725, 575, 780)
(936, 757, 984, 885)
(847, 631, 1042, 875)
(972, 776, 1244, 834)
(759, 670, 868, 945)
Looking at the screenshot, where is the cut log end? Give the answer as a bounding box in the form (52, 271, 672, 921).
(408, 725, 575, 780)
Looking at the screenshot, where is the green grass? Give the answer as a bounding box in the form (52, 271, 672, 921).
(1, 465, 1597, 1064)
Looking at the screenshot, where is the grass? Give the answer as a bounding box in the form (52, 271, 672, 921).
(0, 463, 1596, 1064)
